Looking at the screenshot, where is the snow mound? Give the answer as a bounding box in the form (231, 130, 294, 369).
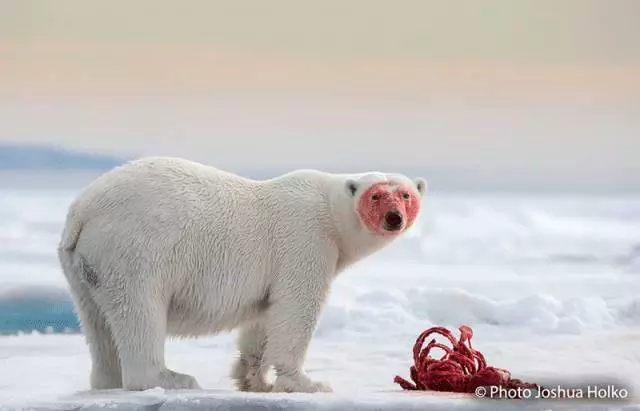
(406, 195, 640, 266)
(316, 287, 619, 338)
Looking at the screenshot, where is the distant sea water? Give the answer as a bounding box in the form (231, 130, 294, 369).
(1, 170, 639, 335)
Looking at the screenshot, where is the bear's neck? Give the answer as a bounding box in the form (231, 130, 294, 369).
(334, 230, 394, 273)
(329, 198, 395, 275)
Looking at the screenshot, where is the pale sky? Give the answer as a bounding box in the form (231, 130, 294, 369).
(1, 0, 639, 189)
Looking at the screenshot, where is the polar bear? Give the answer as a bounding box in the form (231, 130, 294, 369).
(57, 156, 427, 393)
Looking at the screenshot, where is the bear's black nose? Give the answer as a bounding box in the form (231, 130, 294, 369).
(384, 210, 404, 231)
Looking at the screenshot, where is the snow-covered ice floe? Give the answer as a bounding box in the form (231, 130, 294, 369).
(1, 187, 640, 410)
(1, 330, 638, 410)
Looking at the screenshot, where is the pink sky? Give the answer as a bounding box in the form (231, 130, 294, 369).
(1, 1, 638, 188)
(2, 43, 639, 102)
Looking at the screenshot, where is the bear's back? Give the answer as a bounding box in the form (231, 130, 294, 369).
(69, 158, 339, 256)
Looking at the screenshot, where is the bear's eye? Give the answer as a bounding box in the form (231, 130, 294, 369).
(402, 192, 410, 200)
(371, 193, 380, 201)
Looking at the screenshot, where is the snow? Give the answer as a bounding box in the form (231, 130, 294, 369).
(1, 181, 640, 410)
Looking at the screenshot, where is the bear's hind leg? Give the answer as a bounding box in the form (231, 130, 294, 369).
(69, 281, 123, 390)
(230, 320, 272, 392)
(96, 287, 201, 391)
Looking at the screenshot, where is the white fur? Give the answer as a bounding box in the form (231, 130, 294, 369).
(57, 156, 426, 393)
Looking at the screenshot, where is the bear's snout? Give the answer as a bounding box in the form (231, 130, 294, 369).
(383, 209, 404, 231)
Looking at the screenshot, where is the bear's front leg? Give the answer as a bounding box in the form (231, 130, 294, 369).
(261, 250, 335, 393)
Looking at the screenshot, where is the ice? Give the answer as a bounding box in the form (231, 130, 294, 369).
(1, 182, 639, 409)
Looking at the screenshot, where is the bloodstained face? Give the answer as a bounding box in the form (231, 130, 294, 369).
(356, 182, 421, 236)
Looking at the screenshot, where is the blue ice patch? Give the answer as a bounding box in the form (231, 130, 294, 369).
(0, 287, 81, 335)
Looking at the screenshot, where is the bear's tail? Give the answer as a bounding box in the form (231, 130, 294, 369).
(58, 212, 83, 253)
(57, 209, 84, 281)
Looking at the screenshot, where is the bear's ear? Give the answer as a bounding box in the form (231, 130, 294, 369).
(414, 177, 427, 197)
(345, 179, 358, 196)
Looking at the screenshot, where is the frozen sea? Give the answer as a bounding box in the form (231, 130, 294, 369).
(1, 172, 639, 410)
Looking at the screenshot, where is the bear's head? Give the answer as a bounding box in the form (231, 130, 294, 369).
(345, 175, 427, 237)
